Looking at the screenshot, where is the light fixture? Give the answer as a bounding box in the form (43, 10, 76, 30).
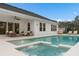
(14, 16, 20, 20)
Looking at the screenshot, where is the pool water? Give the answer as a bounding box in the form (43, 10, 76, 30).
(8, 36, 79, 46)
(8, 36, 79, 56)
(16, 43, 70, 56)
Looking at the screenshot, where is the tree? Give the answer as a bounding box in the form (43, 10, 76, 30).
(73, 16, 79, 33)
(58, 16, 79, 33)
(58, 21, 74, 33)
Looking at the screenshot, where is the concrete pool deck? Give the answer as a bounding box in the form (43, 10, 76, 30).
(0, 34, 79, 56)
(64, 42, 79, 56)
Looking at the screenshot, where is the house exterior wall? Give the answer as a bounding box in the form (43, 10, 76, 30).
(0, 14, 34, 34)
(0, 8, 57, 36)
(33, 19, 57, 36)
(19, 18, 34, 34)
(0, 14, 20, 33)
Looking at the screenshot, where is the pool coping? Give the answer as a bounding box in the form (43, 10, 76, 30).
(6, 34, 79, 42)
(64, 42, 79, 56)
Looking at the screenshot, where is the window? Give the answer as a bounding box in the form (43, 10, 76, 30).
(40, 23, 42, 31)
(43, 23, 46, 31)
(27, 22, 30, 31)
(39, 23, 46, 31)
(51, 25, 56, 31)
(14, 16, 20, 20)
(15, 23, 19, 34)
(8, 22, 13, 31)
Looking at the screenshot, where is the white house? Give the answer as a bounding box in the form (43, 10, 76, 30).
(0, 3, 57, 36)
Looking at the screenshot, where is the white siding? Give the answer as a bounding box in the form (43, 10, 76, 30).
(33, 20, 57, 36)
(0, 8, 57, 36)
(0, 14, 34, 34)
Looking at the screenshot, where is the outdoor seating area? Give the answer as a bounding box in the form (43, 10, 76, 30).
(57, 30, 63, 34)
(20, 31, 34, 36)
(57, 30, 78, 34)
(6, 31, 34, 37)
(68, 30, 78, 34)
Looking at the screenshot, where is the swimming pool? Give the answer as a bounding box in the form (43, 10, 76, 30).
(8, 36, 79, 46)
(8, 35, 79, 56)
(16, 43, 70, 56)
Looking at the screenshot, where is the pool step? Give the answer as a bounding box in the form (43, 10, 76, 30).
(16, 41, 72, 49)
(49, 45, 58, 47)
(16, 41, 52, 48)
(59, 44, 72, 48)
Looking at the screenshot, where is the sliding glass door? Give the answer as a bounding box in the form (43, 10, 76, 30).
(15, 23, 19, 34)
(0, 22, 19, 34)
(8, 22, 13, 31)
(0, 22, 6, 34)
(8, 23, 19, 34)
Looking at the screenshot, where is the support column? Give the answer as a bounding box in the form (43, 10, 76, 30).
(6, 22, 8, 32)
(13, 23, 15, 32)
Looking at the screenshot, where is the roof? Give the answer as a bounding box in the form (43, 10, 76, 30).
(0, 3, 57, 22)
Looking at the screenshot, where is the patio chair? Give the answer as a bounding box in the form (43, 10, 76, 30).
(26, 31, 33, 36)
(68, 31, 72, 34)
(57, 30, 63, 34)
(30, 31, 33, 36)
(20, 31, 25, 36)
(8, 31, 17, 37)
(73, 30, 78, 34)
(26, 31, 30, 36)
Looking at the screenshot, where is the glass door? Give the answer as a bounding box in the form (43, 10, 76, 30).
(8, 22, 13, 31)
(15, 23, 19, 34)
(0, 22, 6, 34)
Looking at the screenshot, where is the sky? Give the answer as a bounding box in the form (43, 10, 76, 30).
(8, 3, 79, 21)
